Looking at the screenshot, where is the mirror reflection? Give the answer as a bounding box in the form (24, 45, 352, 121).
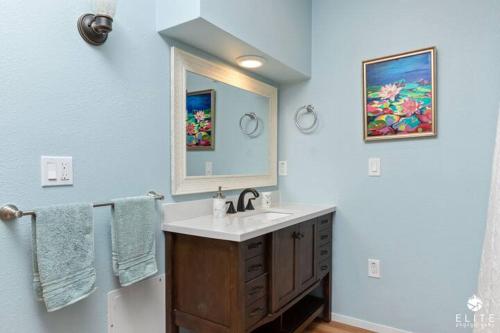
(186, 71, 269, 177)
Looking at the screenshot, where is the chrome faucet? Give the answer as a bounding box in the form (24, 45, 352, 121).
(237, 188, 260, 212)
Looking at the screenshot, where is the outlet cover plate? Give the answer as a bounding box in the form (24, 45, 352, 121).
(41, 156, 73, 187)
(368, 259, 381, 278)
(279, 161, 288, 176)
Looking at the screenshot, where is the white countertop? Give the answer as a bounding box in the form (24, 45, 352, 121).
(162, 203, 336, 242)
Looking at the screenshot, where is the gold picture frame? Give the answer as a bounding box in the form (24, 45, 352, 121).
(363, 47, 437, 141)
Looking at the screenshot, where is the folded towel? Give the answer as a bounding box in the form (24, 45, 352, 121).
(32, 203, 96, 312)
(111, 196, 158, 287)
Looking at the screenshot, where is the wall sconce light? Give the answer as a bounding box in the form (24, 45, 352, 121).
(77, 0, 117, 46)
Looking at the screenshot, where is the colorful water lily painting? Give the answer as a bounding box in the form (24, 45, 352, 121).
(363, 47, 436, 141)
(186, 89, 215, 150)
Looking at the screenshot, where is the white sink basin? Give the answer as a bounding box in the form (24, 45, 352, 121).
(242, 212, 292, 222)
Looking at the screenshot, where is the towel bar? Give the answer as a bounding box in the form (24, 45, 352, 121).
(0, 191, 165, 222)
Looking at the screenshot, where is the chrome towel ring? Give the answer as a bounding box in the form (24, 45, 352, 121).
(295, 105, 318, 133)
(239, 112, 259, 136)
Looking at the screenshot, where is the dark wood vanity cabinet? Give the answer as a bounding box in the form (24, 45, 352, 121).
(165, 213, 333, 333)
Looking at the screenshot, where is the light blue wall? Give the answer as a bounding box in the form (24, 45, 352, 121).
(0, 0, 171, 332)
(279, 0, 500, 332)
(186, 72, 269, 176)
(201, 0, 312, 77)
(156, 0, 200, 31)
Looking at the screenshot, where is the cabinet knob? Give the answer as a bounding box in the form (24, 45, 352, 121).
(248, 264, 263, 272)
(248, 286, 264, 296)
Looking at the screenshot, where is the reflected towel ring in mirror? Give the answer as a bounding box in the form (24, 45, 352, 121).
(295, 105, 318, 133)
(239, 112, 259, 136)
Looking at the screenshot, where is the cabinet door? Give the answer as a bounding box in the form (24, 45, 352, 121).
(297, 219, 317, 290)
(271, 224, 300, 312)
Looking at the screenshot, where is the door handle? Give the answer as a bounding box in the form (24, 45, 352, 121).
(247, 241, 263, 250)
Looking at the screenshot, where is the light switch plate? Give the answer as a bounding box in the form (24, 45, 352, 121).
(368, 259, 381, 278)
(41, 156, 73, 187)
(279, 161, 288, 176)
(205, 161, 213, 176)
(368, 157, 381, 177)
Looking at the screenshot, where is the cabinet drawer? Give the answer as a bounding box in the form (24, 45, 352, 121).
(245, 255, 266, 281)
(242, 236, 266, 259)
(245, 274, 268, 305)
(318, 227, 331, 246)
(318, 259, 330, 278)
(245, 297, 268, 328)
(318, 216, 331, 230)
(318, 244, 331, 262)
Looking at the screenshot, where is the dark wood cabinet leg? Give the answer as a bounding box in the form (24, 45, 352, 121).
(321, 272, 332, 322)
(166, 232, 179, 333)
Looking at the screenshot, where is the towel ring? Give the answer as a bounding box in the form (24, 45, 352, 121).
(239, 112, 259, 136)
(295, 105, 318, 133)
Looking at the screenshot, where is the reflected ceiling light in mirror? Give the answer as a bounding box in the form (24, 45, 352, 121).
(236, 55, 266, 69)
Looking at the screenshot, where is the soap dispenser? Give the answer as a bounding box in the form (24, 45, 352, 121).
(213, 186, 226, 218)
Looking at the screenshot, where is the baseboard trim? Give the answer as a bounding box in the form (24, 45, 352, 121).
(332, 313, 414, 333)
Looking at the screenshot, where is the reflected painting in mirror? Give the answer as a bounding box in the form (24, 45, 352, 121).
(186, 89, 215, 151)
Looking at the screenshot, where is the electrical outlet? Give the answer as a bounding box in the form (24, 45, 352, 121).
(368, 259, 381, 278)
(41, 156, 73, 187)
(279, 161, 288, 176)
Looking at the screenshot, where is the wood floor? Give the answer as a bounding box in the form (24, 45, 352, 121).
(305, 321, 374, 333)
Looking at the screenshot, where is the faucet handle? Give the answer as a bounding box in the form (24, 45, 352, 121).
(226, 201, 237, 214)
(245, 198, 256, 211)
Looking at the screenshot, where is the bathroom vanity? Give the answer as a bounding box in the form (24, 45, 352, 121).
(165, 46, 335, 332)
(163, 203, 336, 333)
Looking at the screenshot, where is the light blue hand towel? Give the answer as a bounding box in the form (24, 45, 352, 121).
(32, 203, 96, 312)
(111, 196, 158, 287)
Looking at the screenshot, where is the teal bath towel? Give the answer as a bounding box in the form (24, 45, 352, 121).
(32, 203, 96, 312)
(111, 196, 158, 286)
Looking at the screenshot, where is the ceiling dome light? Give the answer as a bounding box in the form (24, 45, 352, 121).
(236, 56, 266, 69)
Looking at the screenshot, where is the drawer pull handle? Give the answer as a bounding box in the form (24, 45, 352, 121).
(320, 235, 328, 240)
(248, 241, 263, 250)
(321, 265, 328, 271)
(292, 232, 304, 239)
(249, 307, 264, 317)
(320, 220, 328, 225)
(320, 250, 328, 255)
(248, 264, 263, 272)
(248, 286, 264, 295)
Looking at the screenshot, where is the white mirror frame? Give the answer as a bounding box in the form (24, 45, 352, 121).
(171, 47, 278, 195)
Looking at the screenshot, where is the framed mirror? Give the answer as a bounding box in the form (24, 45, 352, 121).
(171, 47, 278, 195)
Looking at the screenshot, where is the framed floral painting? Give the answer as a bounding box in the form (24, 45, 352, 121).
(363, 47, 436, 141)
(186, 89, 215, 150)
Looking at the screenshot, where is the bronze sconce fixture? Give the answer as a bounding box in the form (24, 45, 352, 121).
(77, 0, 117, 46)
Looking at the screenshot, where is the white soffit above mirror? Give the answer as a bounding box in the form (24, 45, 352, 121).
(171, 47, 278, 195)
(157, 0, 311, 83)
